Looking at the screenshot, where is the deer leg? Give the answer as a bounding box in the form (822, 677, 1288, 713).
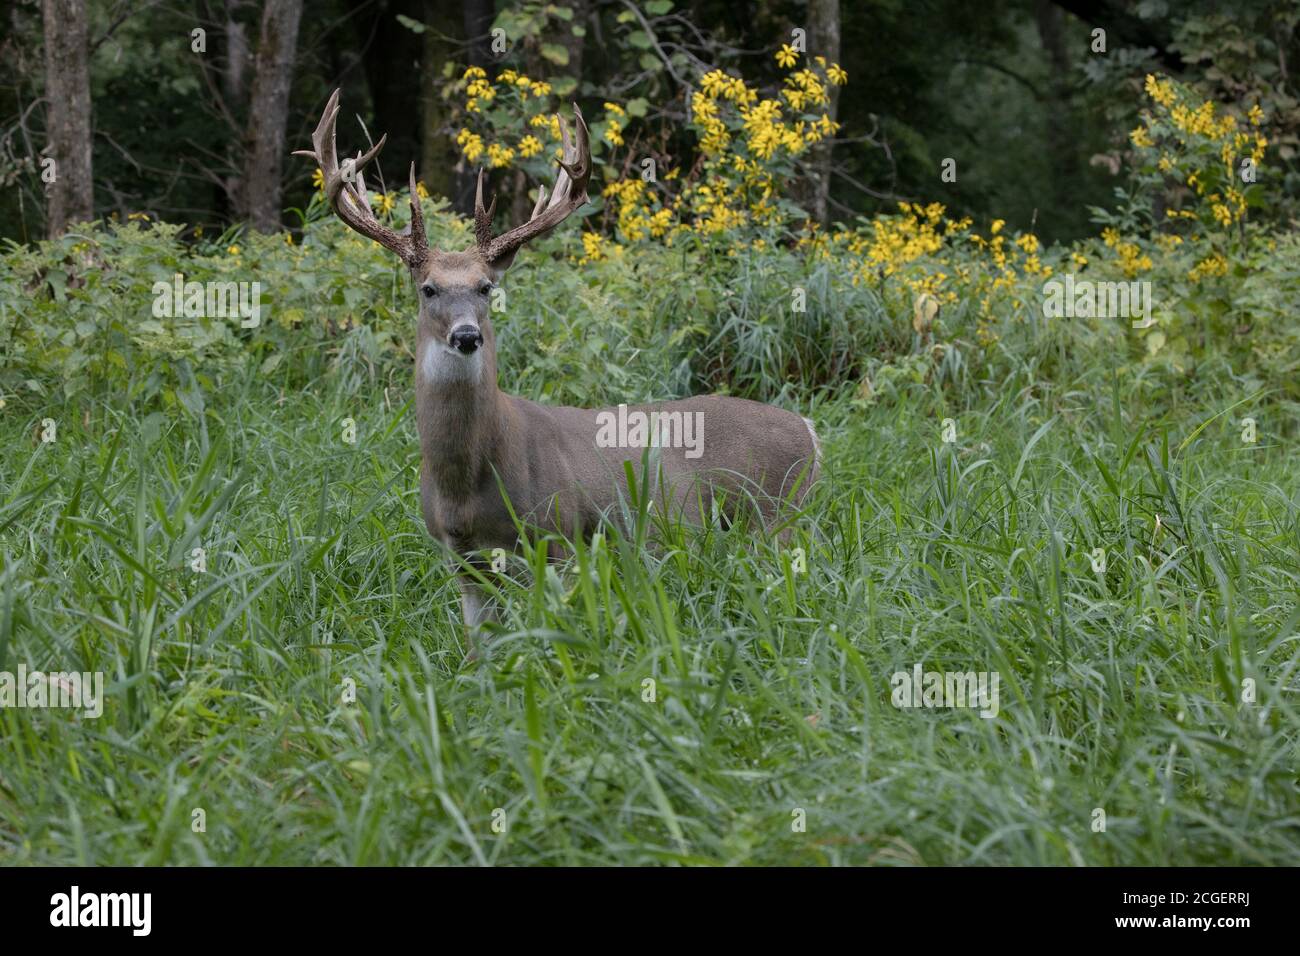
(456, 550, 501, 661)
(459, 573, 496, 632)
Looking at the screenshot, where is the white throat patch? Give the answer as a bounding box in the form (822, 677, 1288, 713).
(420, 338, 483, 386)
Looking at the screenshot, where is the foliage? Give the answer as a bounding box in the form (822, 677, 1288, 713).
(3, 307, 1299, 865)
(3, 72, 1298, 413)
(451, 49, 846, 250)
(3, 43, 1300, 866)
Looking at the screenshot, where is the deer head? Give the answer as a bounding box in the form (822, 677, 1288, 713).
(295, 89, 591, 364)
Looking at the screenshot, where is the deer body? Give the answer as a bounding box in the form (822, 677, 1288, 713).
(299, 91, 820, 641)
(416, 350, 820, 551)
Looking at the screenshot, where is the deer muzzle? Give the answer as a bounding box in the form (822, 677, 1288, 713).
(449, 324, 484, 354)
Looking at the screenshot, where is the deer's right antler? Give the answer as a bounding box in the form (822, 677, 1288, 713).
(294, 89, 428, 270)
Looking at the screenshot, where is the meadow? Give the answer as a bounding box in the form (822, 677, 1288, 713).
(3, 59, 1299, 865)
(2, 207, 1298, 865)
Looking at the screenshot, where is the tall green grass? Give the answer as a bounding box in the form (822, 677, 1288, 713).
(1, 353, 1296, 865)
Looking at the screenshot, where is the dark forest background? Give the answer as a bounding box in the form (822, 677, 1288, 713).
(5, 0, 1298, 246)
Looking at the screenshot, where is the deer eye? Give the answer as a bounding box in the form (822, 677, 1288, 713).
(478, 282, 493, 297)
(421, 285, 438, 299)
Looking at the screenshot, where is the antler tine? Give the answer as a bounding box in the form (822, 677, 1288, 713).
(477, 103, 591, 265)
(352, 152, 370, 211)
(294, 89, 427, 270)
(530, 184, 548, 220)
(473, 169, 497, 247)
(408, 162, 425, 246)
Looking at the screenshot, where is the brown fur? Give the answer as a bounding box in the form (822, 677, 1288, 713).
(296, 92, 818, 641)
(412, 251, 820, 635)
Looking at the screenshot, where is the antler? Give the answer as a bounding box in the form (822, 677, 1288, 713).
(293, 89, 427, 270)
(475, 105, 591, 264)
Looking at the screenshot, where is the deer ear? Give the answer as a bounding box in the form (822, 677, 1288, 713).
(485, 247, 520, 281)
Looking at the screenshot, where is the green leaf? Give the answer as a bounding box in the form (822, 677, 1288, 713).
(47, 270, 67, 302)
(626, 97, 649, 118)
(541, 43, 570, 66)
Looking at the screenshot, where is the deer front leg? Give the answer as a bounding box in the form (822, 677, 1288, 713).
(456, 549, 500, 661)
(459, 571, 496, 632)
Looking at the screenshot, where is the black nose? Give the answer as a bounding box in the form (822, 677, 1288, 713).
(449, 325, 483, 354)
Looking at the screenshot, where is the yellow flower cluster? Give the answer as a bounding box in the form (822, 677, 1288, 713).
(592, 57, 849, 246)
(603, 103, 625, 147)
(1101, 227, 1153, 277)
(1170, 99, 1236, 140)
(1131, 73, 1269, 233)
(603, 179, 675, 242)
(457, 67, 558, 169)
(499, 69, 552, 98)
(692, 57, 841, 162)
(861, 201, 948, 276)
(1130, 126, 1154, 148)
(1144, 74, 1176, 108)
(579, 231, 606, 264)
(463, 66, 497, 113)
(456, 128, 484, 164)
(1188, 251, 1228, 282)
(530, 113, 564, 140)
(803, 204, 1050, 319)
(1208, 187, 1248, 227)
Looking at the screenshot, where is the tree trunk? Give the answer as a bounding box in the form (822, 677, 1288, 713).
(559, 0, 587, 87)
(463, 0, 494, 70)
(42, 0, 94, 237)
(355, 0, 424, 197)
(222, 0, 251, 104)
(421, 0, 464, 202)
(449, 0, 494, 214)
(806, 0, 840, 225)
(241, 0, 303, 232)
(1036, 0, 1079, 233)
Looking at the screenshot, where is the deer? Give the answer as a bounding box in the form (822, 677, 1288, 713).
(296, 90, 822, 646)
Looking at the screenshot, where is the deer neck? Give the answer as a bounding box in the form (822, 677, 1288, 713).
(415, 329, 505, 496)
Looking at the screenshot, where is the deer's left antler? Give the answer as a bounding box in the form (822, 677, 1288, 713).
(474, 105, 591, 265)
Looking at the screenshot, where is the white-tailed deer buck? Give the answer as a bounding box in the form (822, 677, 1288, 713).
(297, 90, 821, 639)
